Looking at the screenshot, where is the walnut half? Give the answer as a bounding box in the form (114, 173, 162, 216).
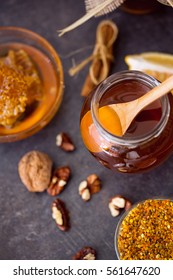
(47, 166, 71, 196)
(56, 132, 75, 152)
(78, 174, 101, 201)
(109, 195, 132, 217)
(52, 198, 70, 231)
(73, 247, 96, 260)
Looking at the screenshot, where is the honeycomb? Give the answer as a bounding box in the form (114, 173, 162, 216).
(0, 49, 42, 127)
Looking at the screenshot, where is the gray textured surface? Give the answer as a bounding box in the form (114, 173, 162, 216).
(0, 0, 173, 260)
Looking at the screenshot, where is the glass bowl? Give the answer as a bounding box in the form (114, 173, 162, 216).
(0, 26, 64, 142)
(115, 198, 173, 260)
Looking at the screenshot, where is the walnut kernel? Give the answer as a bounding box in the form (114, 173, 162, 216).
(78, 174, 101, 201)
(52, 198, 70, 231)
(56, 132, 75, 152)
(73, 247, 96, 260)
(109, 195, 132, 217)
(47, 166, 71, 196)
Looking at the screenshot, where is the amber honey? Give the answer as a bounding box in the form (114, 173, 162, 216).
(121, 0, 160, 14)
(80, 71, 173, 173)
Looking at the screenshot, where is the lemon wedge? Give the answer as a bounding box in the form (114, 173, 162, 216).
(125, 52, 173, 82)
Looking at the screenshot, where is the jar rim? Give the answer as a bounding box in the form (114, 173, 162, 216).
(91, 70, 170, 146)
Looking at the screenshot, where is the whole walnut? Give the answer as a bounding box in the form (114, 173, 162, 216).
(18, 150, 53, 192)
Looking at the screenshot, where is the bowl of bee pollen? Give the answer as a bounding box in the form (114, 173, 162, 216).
(0, 26, 64, 142)
(115, 198, 173, 260)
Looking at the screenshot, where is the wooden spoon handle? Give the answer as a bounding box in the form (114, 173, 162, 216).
(136, 75, 173, 112)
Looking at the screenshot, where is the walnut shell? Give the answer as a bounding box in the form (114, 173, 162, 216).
(18, 150, 53, 192)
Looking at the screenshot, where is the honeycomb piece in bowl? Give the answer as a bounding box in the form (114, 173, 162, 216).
(0, 49, 43, 128)
(0, 64, 28, 127)
(3, 49, 43, 104)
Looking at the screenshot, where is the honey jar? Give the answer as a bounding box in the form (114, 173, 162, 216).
(80, 71, 173, 173)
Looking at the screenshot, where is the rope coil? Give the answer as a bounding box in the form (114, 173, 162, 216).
(69, 20, 118, 87)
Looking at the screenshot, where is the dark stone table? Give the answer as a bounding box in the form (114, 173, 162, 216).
(0, 0, 173, 260)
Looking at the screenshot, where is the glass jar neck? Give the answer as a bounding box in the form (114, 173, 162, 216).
(91, 70, 170, 146)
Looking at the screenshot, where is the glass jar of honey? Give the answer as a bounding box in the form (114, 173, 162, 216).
(121, 0, 160, 14)
(80, 71, 173, 173)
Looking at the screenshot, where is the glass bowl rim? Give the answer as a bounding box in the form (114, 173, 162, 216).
(0, 26, 64, 142)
